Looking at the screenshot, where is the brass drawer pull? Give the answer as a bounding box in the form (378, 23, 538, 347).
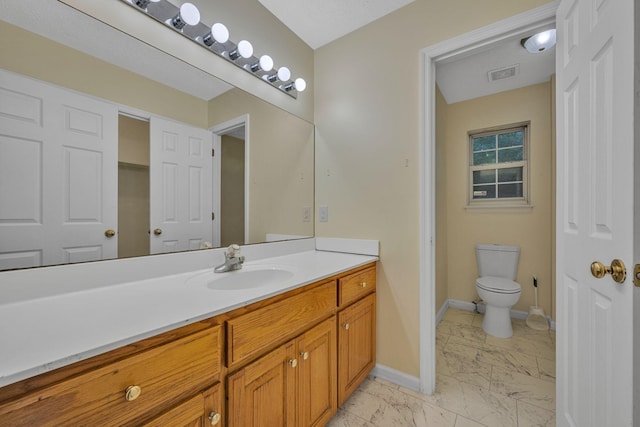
(342, 323, 350, 330)
(125, 385, 142, 401)
(300, 351, 309, 360)
(208, 411, 221, 425)
(288, 358, 298, 368)
(360, 281, 367, 288)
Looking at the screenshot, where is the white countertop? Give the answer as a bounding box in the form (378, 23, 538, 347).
(0, 247, 377, 387)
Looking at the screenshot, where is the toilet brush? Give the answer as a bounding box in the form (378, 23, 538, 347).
(526, 276, 549, 331)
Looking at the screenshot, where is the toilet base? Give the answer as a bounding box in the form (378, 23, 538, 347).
(482, 306, 513, 338)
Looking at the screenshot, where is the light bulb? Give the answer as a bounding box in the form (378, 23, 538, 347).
(229, 40, 253, 61)
(283, 77, 307, 92)
(203, 23, 229, 46)
(294, 78, 306, 92)
(277, 67, 291, 82)
(249, 55, 274, 72)
(171, 3, 200, 29)
(259, 55, 274, 72)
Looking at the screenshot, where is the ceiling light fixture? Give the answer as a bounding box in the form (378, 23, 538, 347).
(122, 0, 305, 98)
(521, 29, 556, 53)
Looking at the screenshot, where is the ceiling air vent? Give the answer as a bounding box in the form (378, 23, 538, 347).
(487, 64, 520, 82)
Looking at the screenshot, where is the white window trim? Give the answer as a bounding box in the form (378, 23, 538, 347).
(467, 122, 531, 208)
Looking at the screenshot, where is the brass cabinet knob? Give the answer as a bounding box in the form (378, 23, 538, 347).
(342, 323, 350, 330)
(360, 281, 367, 288)
(300, 351, 309, 360)
(208, 411, 221, 425)
(125, 385, 142, 401)
(288, 358, 298, 368)
(153, 228, 162, 236)
(591, 259, 626, 283)
(104, 229, 116, 238)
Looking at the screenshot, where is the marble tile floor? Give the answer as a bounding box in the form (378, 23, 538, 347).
(327, 308, 556, 427)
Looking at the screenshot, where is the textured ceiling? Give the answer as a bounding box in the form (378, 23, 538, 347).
(436, 24, 556, 104)
(257, 0, 415, 49)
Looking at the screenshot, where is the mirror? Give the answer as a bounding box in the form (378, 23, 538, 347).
(0, 1, 314, 271)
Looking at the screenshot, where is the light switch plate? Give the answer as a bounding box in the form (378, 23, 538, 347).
(319, 205, 328, 222)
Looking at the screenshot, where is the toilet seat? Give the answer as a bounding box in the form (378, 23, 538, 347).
(476, 276, 521, 294)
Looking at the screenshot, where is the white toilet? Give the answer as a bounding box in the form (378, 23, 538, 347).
(475, 244, 522, 338)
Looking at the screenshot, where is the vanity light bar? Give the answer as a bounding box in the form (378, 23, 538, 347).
(122, 0, 306, 98)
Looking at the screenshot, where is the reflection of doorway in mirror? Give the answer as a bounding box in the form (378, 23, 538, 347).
(211, 115, 250, 248)
(118, 115, 150, 259)
(220, 130, 246, 247)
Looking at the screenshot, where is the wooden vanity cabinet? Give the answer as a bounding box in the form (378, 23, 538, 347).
(337, 266, 377, 406)
(0, 262, 376, 426)
(227, 317, 336, 427)
(142, 383, 222, 427)
(0, 323, 224, 427)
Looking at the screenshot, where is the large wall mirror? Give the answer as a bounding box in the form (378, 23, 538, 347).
(0, 0, 314, 272)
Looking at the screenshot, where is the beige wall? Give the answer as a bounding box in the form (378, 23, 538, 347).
(119, 115, 150, 166)
(435, 87, 449, 312)
(60, 0, 314, 122)
(209, 89, 314, 242)
(439, 82, 554, 315)
(221, 135, 246, 247)
(315, 0, 550, 377)
(0, 21, 208, 128)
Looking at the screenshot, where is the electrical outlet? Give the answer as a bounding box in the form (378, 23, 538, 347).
(303, 207, 311, 222)
(319, 205, 328, 222)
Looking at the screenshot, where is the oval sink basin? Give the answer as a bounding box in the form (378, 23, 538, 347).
(187, 266, 295, 291)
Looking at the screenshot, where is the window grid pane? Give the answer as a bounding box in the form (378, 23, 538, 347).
(469, 125, 527, 204)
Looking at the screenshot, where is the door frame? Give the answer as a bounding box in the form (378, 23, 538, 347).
(418, 2, 558, 394)
(210, 114, 251, 247)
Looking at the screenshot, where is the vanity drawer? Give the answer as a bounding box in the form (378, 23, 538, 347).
(338, 266, 376, 307)
(0, 325, 222, 426)
(226, 281, 336, 369)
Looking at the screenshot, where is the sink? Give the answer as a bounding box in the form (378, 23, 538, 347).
(187, 266, 295, 291)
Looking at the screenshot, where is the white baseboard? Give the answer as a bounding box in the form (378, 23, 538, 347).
(436, 300, 449, 324)
(446, 298, 556, 331)
(370, 364, 421, 393)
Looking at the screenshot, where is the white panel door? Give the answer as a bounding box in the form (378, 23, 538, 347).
(0, 71, 118, 269)
(556, 0, 634, 426)
(149, 117, 212, 254)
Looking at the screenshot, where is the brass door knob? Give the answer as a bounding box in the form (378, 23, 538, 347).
(360, 281, 367, 288)
(591, 259, 626, 283)
(153, 228, 162, 236)
(208, 411, 221, 425)
(288, 358, 298, 368)
(300, 351, 309, 360)
(104, 229, 116, 238)
(342, 323, 350, 330)
(125, 385, 142, 401)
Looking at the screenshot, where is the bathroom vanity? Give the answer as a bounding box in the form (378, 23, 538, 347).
(0, 241, 377, 426)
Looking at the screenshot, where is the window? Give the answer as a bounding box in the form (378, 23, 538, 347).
(468, 123, 529, 207)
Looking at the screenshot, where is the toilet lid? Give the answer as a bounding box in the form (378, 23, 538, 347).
(476, 276, 521, 294)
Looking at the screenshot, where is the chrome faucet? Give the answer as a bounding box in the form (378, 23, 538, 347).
(214, 244, 245, 273)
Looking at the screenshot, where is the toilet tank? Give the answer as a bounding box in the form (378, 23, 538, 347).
(475, 244, 520, 280)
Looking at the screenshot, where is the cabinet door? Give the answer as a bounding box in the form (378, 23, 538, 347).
(227, 342, 297, 427)
(297, 318, 337, 427)
(338, 293, 376, 406)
